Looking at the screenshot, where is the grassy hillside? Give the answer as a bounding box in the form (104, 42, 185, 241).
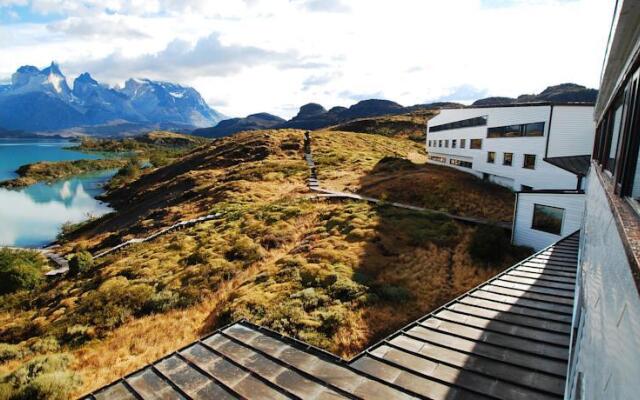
(312, 131, 515, 222)
(0, 129, 527, 398)
(329, 110, 436, 141)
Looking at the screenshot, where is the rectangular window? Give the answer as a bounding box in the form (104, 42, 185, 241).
(429, 155, 446, 163)
(449, 159, 472, 168)
(452, 139, 457, 148)
(487, 151, 495, 163)
(523, 154, 536, 169)
(606, 104, 623, 172)
(460, 139, 466, 148)
(503, 152, 513, 166)
(524, 122, 545, 137)
(487, 122, 545, 138)
(445, 140, 449, 148)
(532, 204, 565, 235)
(470, 139, 482, 149)
(429, 116, 488, 133)
(439, 140, 442, 147)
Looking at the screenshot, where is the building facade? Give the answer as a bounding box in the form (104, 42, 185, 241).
(566, 0, 640, 398)
(426, 104, 595, 251)
(426, 104, 595, 191)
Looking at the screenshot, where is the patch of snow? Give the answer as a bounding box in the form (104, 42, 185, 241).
(170, 91, 185, 98)
(47, 72, 64, 93)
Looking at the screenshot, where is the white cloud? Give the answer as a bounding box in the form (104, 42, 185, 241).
(0, 0, 615, 118)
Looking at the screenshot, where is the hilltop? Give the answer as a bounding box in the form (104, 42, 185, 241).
(192, 83, 596, 139)
(472, 83, 598, 106)
(0, 128, 525, 397)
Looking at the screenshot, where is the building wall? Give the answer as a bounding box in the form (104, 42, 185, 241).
(512, 192, 585, 250)
(546, 105, 596, 158)
(569, 171, 640, 399)
(426, 105, 592, 190)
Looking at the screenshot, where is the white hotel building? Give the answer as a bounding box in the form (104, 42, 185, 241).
(426, 104, 595, 250)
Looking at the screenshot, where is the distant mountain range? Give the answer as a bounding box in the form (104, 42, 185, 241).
(0, 62, 225, 133)
(471, 83, 598, 106)
(193, 83, 597, 138)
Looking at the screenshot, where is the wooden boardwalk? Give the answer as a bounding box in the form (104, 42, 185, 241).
(94, 213, 223, 259)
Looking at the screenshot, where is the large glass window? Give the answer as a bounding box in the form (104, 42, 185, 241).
(487, 152, 495, 163)
(503, 152, 513, 166)
(470, 139, 482, 149)
(445, 140, 449, 148)
(429, 116, 488, 133)
(532, 204, 565, 235)
(439, 140, 442, 147)
(487, 122, 545, 138)
(460, 139, 466, 148)
(452, 139, 457, 148)
(525, 122, 545, 137)
(606, 104, 623, 173)
(523, 154, 536, 169)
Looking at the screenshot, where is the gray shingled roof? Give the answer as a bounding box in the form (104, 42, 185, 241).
(83, 232, 580, 400)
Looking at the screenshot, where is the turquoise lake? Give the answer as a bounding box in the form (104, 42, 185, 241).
(0, 139, 114, 248)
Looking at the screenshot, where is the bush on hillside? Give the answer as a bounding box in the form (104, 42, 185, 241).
(469, 225, 510, 263)
(68, 251, 93, 276)
(225, 235, 265, 264)
(0, 353, 80, 400)
(76, 277, 155, 330)
(0, 249, 44, 295)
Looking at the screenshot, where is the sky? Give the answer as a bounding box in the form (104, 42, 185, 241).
(0, 0, 615, 119)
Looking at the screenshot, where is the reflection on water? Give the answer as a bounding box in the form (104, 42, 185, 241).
(0, 171, 114, 248)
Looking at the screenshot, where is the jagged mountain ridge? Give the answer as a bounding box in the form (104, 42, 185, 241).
(0, 62, 225, 132)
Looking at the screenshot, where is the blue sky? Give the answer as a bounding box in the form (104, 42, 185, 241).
(0, 0, 615, 118)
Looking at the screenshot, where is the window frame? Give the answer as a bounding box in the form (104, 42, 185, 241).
(487, 122, 545, 138)
(470, 139, 482, 150)
(460, 139, 466, 149)
(452, 139, 457, 149)
(531, 203, 565, 235)
(523, 154, 536, 170)
(487, 151, 496, 164)
(503, 152, 513, 166)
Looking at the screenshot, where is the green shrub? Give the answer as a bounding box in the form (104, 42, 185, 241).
(318, 310, 344, 335)
(376, 284, 411, 303)
(61, 325, 95, 346)
(0, 343, 25, 362)
(77, 277, 155, 329)
(469, 225, 510, 263)
(184, 248, 208, 266)
(328, 278, 366, 302)
(28, 337, 60, 354)
(225, 235, 265, 263)
(0, 249, 44, 295)
(0, 354, 79, 400)
(68, 251, 93, 276)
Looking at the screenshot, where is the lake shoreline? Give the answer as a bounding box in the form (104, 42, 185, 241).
(0, 158, 128, 189)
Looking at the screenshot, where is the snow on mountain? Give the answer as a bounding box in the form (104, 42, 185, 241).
(0, 62, 224, 133)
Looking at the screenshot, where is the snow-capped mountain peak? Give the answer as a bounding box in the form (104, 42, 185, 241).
(0, 62, 225, 132)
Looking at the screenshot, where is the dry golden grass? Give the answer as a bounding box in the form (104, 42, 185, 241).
(0, 129, 526, 397)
